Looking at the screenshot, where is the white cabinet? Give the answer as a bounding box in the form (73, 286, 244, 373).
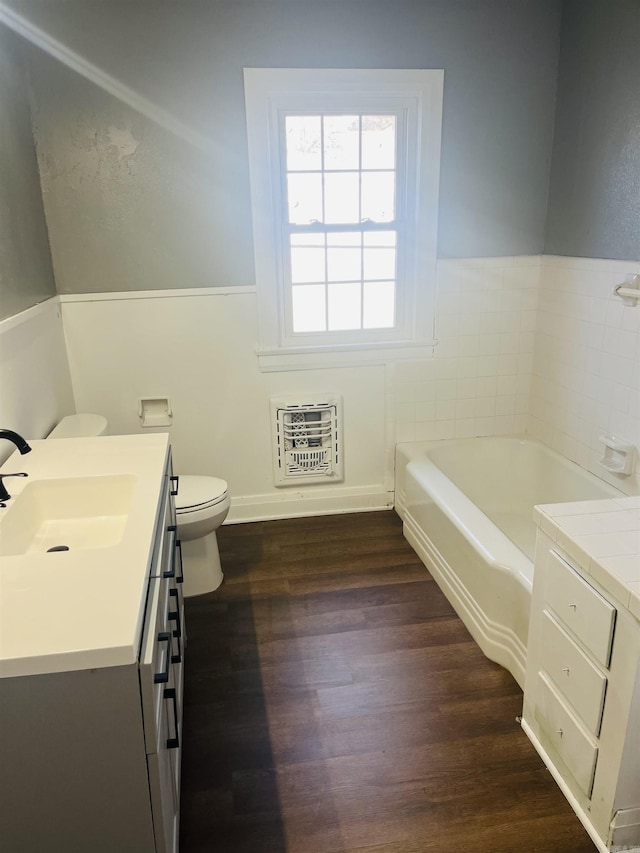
(523, 532, 640, 853)
(0, 452, 185, 853)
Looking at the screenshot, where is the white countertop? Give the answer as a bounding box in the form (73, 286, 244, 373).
(534, 496, 640, 621)
(0, 434, 169, 678)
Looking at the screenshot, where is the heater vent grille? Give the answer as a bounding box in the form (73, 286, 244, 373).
(271, 395, 343, 486)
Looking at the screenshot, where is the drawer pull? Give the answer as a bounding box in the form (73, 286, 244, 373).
(168, 588, 182, 639)
(153, 632, 172, 683)
(170, 475, 179, 497)
(569, 603, 577, 611)
(562, 667, 570, 675)
(163, 526, 178, 578)
(176, 538, 184, 585)
(164, 687, 180, 750)
(168, 589, 183, 664)
(556, 729, 563, 738)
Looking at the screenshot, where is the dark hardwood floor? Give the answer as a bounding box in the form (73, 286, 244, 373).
(180, 510, 596, 853)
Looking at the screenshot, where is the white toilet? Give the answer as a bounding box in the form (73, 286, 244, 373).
(48, 414, 229, 596)
(174, 475, 229, 596)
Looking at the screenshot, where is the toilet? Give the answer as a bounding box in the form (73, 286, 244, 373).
(174, 475, 229, 596)
(48, 414, 229, 596)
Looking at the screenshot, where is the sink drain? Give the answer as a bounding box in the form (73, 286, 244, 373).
(46, 545, 70, 553)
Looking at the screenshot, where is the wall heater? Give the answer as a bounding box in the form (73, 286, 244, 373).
(270, 394, 344, 486)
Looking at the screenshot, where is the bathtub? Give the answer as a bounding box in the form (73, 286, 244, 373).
(395, 437, 624, 688)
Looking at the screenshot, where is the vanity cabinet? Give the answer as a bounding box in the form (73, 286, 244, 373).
(523, 531, 640, 853)
(140, 464, 185, 853)
(0, 451, 185, 853)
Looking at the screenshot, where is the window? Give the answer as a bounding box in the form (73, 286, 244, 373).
(244, 69, 443, 370)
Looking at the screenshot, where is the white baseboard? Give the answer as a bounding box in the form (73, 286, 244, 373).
(226, 485, 393, 524)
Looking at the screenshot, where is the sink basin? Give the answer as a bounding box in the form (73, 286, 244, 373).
(0, 475, 137, 556)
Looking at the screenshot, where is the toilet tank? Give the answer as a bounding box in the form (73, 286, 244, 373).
(47, 414, 108, 439)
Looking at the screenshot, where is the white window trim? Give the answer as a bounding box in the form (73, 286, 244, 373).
(244, 68, 443, 371)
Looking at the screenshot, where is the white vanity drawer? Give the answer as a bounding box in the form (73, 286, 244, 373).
(540, 609, 607, 736)
(535, 672, 598, 797)
(544, 549, 616, 667)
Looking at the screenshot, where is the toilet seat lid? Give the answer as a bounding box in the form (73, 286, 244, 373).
(176, 475, 228, 511)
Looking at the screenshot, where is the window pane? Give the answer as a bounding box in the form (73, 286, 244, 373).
(327, 247, 361, 282)
(323, 115, 360, 171)
(361, 115, 396, 170)
(363, 247, 396, 281)
(361, 171, 395, 222)
(363, 230, 396, 247)
(363, 281, 395, 328)
(285, 116, 321, 171)
(291, 247, 325, 283)
(292, 285, 326, 332)
(324, 172, 359, 223)
(327, 232, 361, 247)
(328, 283, 361, 331)
(287, 173, 322, 224)
(290, 233, 325, 247)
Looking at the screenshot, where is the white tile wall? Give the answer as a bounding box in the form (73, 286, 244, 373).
(529, 256, 640, 495)
(392, 256, 540, 443)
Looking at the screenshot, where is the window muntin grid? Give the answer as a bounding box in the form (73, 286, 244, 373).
(282, 114, 401, 334)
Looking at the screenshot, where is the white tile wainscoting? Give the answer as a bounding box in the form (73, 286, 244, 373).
(2, 255, 637, 518)
(390, 255, 639, 497)
(529, 256, 640, 496)
(391, 255, 540, 443)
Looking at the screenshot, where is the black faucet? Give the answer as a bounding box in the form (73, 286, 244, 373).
(0, 429, 32, 455)
(0, 431, 31, 506)
(0, 472, 28, 502)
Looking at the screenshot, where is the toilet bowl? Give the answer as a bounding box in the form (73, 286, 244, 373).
(47, 414, 228, 596)
(175, 475, 229, 596)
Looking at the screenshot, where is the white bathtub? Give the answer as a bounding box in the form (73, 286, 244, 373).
(395, 437, 624, 688)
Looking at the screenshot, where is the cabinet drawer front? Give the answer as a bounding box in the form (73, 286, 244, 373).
(147, 729, 180, 853)
(544, 549, 615, 667)
(540, 610, 607, 736)
(150, 490, 175, 580)
(140, 575, 172, 753)
(535, 672, 598, 797)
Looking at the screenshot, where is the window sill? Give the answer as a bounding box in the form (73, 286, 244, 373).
(256, 340, 436, 372)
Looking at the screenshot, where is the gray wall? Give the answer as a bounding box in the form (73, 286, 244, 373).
(544, 0, 640, 261)
(9, 0, 561, 295)
(0, 25, 56, 320)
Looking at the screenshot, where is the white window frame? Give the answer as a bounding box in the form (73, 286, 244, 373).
(244, 68, 443, 371)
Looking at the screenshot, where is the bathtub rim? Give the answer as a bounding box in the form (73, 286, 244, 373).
(395, 435, 626, 522)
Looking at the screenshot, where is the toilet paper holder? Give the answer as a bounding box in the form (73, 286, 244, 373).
(138, 398, 173, 428)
